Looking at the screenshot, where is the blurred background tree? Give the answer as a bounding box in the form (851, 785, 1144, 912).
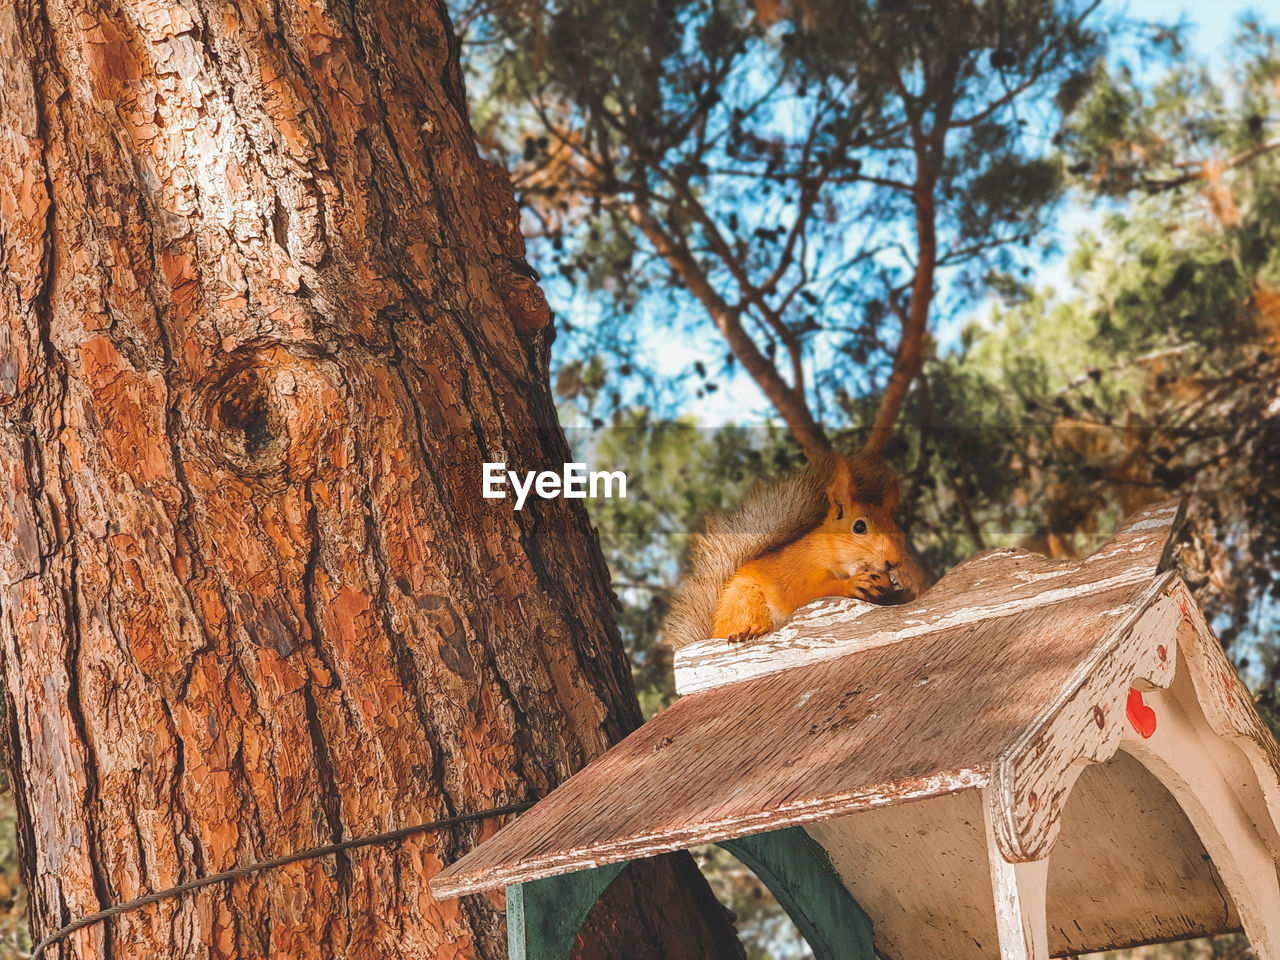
(463, 0, 1106, 458)
(949, 14, 1280, 707)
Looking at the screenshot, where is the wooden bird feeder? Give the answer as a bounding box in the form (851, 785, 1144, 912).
(431, 503, 1280, 959)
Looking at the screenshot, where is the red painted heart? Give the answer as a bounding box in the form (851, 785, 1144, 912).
(1127, 687, 1157, 739)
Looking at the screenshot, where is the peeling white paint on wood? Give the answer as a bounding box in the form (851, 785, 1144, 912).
(988, 577, 1180, 862)
(985, 793, 1050, 960)
(1123, 663, 1280, 958)
(1172, 579, 1280, 856)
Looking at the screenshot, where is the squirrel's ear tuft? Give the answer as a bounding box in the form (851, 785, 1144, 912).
(880, 477, 900, 514)
(824, 457, 856, 518)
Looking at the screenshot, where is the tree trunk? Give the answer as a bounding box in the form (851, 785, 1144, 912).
(0, 2, 741, 958)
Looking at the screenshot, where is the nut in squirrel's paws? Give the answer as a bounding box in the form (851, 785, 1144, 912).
(846, 569, 892, 602)
(879, 562, 925, 605)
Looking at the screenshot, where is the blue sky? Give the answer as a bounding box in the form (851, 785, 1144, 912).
(1028, 1, 1260, 305)
(1122, 0, 1252, 51)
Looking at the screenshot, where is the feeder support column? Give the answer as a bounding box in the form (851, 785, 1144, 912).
(984, 787, 1050, 960)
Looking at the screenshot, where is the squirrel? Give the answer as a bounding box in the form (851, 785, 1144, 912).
(663, 453, 926, 649)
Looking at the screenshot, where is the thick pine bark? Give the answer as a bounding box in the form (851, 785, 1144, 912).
(0, 1, 740, 958)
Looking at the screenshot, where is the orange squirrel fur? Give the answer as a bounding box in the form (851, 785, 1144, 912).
(663, 453, 926, 649)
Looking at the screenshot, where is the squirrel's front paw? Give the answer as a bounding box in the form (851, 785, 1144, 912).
(712, 581, 775, 641)
(722, 611, 772, 642)
(851, 571, 892, 602)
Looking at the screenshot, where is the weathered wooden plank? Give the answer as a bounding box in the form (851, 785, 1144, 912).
(1171, 579, 1280, 858)
(984, 797, 1050, 960)
(806, 790, 1001, 959)
(988, 574, 1180, 862)
(433, 579, 1154, 897)
(1045, 751, 1240, 955)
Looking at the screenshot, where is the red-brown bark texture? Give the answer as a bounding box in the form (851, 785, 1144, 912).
(0, 1, 741, 958)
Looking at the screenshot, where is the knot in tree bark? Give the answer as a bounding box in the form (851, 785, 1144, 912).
(192, 344, 346, 486)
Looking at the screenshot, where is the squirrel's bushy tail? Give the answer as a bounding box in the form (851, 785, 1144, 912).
(660, 458, 825, 650)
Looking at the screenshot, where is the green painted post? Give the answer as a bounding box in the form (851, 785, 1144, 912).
(506, 860, 629, 960)
(721, 827, 874, 960)
(506, 826, 873, 960)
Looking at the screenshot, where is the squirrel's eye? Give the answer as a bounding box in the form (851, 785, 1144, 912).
(852, 519, 867, 534)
